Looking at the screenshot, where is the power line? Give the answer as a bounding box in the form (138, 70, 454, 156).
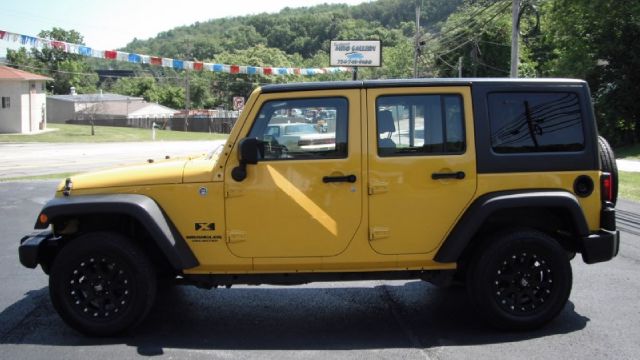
(426, 0, 508, 41)
(422, 1, 512, 74)
(426, 0, 510, 50)
(476, 60, 510, 74)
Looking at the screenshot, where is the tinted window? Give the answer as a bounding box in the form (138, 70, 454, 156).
(248, 97, 348, 160)
(488, 92, 584, 153)
(376, 94, 465, 156)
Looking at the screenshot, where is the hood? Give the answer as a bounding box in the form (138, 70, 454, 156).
(58, 160, 188, 191)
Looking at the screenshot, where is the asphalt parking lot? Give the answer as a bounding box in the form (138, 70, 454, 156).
(0, 179, 639, 359)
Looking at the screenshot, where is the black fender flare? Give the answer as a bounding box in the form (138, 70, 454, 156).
(434, 190, 589, 263)
(35, 194, 199, 270)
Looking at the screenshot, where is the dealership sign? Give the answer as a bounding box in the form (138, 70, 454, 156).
(330, 40, 381, 67)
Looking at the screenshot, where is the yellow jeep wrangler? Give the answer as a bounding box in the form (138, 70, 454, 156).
(19, 79, 620, 335)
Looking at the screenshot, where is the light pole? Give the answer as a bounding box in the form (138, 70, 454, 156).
(510, 0, 521, 78)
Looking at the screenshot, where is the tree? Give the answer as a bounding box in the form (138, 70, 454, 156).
(420, 1, 518, 78)
(6, 27, 98, 94)
(540, 0, 640, 145)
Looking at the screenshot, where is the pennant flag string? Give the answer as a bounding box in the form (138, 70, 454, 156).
(0, 29, 352, 76)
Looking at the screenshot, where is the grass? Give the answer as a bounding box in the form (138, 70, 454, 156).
(619, 171, 640, 202)
(615, 143, 640, 160)
(0, 172, 74, 182)
(0, 123, 228, 143)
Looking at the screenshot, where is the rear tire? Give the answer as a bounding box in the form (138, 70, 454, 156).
(466, 229, 572, 330)
(49, 232, 157, 336)
(598, 135, 618, 205)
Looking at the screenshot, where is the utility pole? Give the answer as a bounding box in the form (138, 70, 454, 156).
(184, 41, 192, 131)
(510, 0, 521, 78)
(184, 71, 190, 131)
(458, 56, 463, 78)
(413, 1, 420, 78)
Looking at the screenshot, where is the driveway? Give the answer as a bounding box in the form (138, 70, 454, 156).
(617, 158, 640, 172)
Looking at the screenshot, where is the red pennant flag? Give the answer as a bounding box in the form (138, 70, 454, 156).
(51, 41, 66, 50)
(263, 67, 272, 75)
(194, 62, 203, 71)
(150, 56, 162, 65)
(104, 50, 117, 59)
(294, 68, 301, 75)
(230, 65, 240, 74)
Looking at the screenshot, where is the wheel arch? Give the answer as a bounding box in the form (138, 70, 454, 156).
(35, 194, 199, 271)
(435, 190, 589, 263)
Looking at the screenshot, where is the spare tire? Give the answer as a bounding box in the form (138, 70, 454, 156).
(598, 136, 618, 205)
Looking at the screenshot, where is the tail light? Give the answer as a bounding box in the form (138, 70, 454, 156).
(601, 172, 613, 203)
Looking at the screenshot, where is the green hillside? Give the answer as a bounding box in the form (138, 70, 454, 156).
(122, 1, 463, 60)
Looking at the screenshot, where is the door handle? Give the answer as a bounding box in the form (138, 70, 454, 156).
(323, 174, 357, 183)
(431, 171, 465, 180)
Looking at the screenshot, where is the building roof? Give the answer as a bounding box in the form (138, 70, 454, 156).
(128, 103, 177, 117)
(80, 101, 176, 118)
(0, 65, 53, 81)
(48, 93, 144, 103)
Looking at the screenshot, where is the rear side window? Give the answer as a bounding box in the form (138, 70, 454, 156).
(488, 92, 584, 153)
(376, 94, 465, 156)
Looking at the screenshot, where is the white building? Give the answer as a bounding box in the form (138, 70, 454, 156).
(0, 65, 52, 133)
(47, 93, 145, 123)
(47, 93, 176, 128)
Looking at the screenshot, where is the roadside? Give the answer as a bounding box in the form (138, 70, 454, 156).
(0, 124, 227, 143)
(0, 141, 225, 180)
(615, 143, 640, 160)
(617, 159, 640, 172)
(616, 157, 640, 202)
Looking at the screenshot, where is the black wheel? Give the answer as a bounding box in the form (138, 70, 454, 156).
(466, 229, 572, 330)
(598, 135, 618, 205)
(49, 232, 157, 336)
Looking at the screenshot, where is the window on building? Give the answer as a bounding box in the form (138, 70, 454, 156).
(376, 94, 465, 156)
(1, 97, 10, 109)
(248, 97, 348, 160)
(488, 92, 584, 153)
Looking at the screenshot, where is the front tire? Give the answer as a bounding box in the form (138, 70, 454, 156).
(466, 229, 572, 330)
(49, 232, 157, 336)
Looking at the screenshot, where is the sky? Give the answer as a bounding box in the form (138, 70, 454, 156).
(0, 0, 369, 57)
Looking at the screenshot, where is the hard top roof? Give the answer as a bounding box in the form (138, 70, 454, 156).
(260, 78, 586, 93)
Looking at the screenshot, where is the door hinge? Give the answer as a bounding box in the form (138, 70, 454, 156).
(369, 226, 390, 241)
(368, 181, 389, 195)
(227, 230, 247, 243)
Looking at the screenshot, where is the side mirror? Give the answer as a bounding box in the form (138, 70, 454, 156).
(232, 138, 262, 181)
(238, 137, 260, 165)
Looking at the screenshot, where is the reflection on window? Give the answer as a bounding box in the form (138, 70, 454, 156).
(248, 97, 348, 160)
(489, 92, 584, 153)
(376, 94, 465, 156)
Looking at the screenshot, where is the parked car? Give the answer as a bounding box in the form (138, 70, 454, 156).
(265, 122, 335, 154)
